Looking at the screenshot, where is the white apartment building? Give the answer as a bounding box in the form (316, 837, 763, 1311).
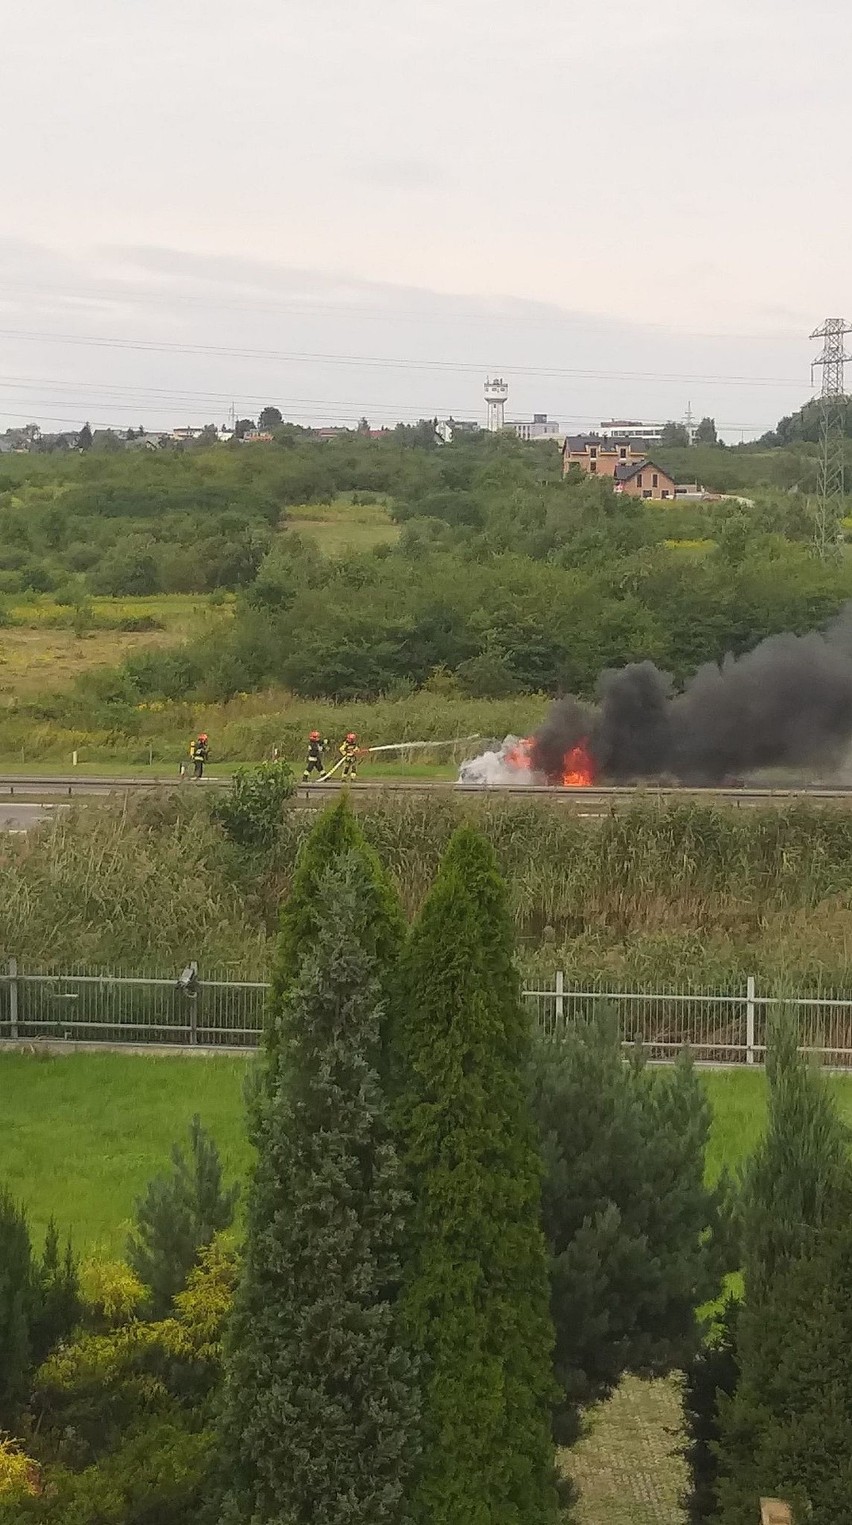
(599, 418, 698, 445)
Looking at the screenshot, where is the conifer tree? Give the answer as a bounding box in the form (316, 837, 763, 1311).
(127, 1116, 238, 1316)
(530, 1017, 728, 1444)
(0, 1199, 79, 1429)
(273, 795, 405, 1005)
(681, 1297, 739, 1523)
(715, 1018, 852, 1523)
(0, 1189, 33, 1428)
(397, 825, 562, 1524)
(218, 857, 418, 1525)
(30, 1219, 80, 1365)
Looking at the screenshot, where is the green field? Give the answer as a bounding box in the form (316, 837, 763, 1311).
(287, 494, 400, 555)
(5, 1054, 852, 1254)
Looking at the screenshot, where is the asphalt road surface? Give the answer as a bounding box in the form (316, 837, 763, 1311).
(0, 802, 66, 832)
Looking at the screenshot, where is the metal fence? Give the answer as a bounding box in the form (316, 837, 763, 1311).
(2, 962, 852, 1065)
(0, 961, 267, 1049)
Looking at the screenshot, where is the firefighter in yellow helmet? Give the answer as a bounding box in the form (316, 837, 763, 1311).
(340, 731, 359, 781)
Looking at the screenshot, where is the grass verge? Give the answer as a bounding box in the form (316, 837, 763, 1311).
(5, 1057, 852, 1252)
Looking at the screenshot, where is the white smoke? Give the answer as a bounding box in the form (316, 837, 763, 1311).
(458, 736, 543, 787)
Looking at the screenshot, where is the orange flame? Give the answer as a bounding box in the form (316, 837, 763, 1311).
(561, 741, 596, 787)
(505, 736, 596, 787)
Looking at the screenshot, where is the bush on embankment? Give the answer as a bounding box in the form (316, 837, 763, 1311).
(4, 792, 852, 984)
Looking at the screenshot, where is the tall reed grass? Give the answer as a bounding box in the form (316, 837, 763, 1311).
(4, 795, 852, 987)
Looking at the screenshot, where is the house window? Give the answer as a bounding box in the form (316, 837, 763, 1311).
(590, 447, 597, 459)
(636, 474, 643, 487)
(620, 447, 627, 459)
(652, 473, 658, 488)
(661, 489, 670, 499)
(589, 460, 597, 473)
(642, 489, 652, 499)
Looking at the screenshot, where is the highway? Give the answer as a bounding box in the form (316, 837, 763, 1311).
(0, 801, 66, 832)
(2, 774, 852, 812)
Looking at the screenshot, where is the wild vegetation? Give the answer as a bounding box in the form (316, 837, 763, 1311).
(7, 787, 852, 989)
(3, 421, 852, 767)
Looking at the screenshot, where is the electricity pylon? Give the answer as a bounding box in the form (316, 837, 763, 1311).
(810, 317, 851, 559)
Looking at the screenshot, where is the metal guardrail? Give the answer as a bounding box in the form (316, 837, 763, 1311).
(2, 963, 852, 1064)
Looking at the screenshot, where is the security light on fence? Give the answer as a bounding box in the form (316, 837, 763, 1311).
(176, 962, 198, 996)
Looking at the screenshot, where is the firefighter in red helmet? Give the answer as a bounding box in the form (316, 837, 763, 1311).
(190, 732, 209, 779)
(340, 731, 359, 781)
(302, 729, 328, 783)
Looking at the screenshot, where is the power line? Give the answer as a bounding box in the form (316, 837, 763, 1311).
(0, 372, 767, 434)
(0, 326, 813, 390)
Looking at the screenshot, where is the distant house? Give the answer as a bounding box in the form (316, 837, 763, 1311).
(126, 431, 169, 451)
(613, 459, 677, 501)
(562, 433, 647, 479)
(240, 430, 274, 444)
(562, 434, 676, 499)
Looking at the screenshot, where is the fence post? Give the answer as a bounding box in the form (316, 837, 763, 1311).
(555, 969, 565, 1028)
(746, 975, 756, 1066)
(8, 958, 18, 1041)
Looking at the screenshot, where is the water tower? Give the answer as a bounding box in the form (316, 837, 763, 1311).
(484, 376, 508, 432)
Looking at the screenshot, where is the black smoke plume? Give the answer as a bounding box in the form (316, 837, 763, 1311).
(530, 609, 852, 784)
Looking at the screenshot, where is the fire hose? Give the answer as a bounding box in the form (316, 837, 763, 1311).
(319, 735, 481, 782)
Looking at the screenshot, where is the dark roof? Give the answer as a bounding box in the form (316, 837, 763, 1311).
(614, 457, 674, 484)
(563, 432, 647, 455)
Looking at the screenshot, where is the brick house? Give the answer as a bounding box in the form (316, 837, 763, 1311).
(562, 433, 645, 479)
(562, 433, 676, 500)
(612, 459, 677, 500)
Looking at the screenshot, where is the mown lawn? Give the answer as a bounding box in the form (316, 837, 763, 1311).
(0, 1052, 252, 1253)
(5, 1056, 852, 1254)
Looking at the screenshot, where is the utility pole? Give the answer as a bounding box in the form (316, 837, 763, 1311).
(810, 317, 851, 559)
(685, 399, 694, 442)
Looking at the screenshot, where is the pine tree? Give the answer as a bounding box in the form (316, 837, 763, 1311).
(715, 1017, 852, 1523)
(30, 1219, 80, 1365)
(682, 1297, 739, 1523)
(127, 1117, 239, 1316)
(0, 1199, 80, 1430)
(0, 1189, 33, 1428)
(397, 826, 562, 1524)
(218, 856, 418, 1525)
(530, 1017, 728, 1445)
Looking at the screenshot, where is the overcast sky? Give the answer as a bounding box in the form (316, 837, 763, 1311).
(2, 0, 850, 439)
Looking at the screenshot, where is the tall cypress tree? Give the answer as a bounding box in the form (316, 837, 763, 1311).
(397, 826, 562, 1525)
(251, 794, 406, 1140)
(714, 1018, 852, 1523)
(272, 795, 405, 1012)
(218, 857, 418, 1525)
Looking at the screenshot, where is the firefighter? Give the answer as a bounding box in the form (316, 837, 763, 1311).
(340, 731, 359, 780)
(302, 730, 328, 782)
(190, 732, 209, 779)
